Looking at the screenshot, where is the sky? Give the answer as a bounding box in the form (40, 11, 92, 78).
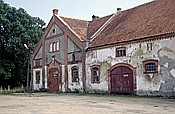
(4, 0, 152, 23)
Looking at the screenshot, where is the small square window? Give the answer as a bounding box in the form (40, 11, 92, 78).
(143, 60, 158, 73)
(116, 47, 126, 57)
(145, 63, 156, 72)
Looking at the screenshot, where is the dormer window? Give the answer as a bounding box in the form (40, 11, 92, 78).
(116, 47, 126, 57)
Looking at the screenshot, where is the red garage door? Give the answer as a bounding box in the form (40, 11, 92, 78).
(110, 66, 134, 94)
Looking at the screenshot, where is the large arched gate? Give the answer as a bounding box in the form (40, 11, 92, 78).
(110, 64, 134, 94)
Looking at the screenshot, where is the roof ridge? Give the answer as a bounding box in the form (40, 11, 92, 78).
(60, 16, 88, 22)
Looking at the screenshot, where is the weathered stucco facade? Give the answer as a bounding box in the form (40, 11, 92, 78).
(86, 37, 175, 96)
(32, 0, 175, 96)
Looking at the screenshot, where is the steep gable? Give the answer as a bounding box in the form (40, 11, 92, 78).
(89, 0, 175, 48)
(46, 23, 63, 38)
(87, 14, 113, 40)
(60, 16, 88, 40)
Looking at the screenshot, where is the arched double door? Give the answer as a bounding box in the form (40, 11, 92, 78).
(110, 64, 134, 94)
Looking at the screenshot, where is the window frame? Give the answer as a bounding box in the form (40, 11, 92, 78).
(49, 40, 60, 53)
(143, 60, 158, 74)
(56, 41, 59, 51)
(71, 66, 79, 82)
(91, 65, 100, 84)
(49, 43, 53, 52)
(35, 70, 40, 84)
(116, 47, 126, 57)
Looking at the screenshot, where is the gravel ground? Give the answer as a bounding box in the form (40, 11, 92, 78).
(0, 93, 175, 114)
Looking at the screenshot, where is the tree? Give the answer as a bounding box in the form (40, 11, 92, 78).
(0, 0, 45, 88)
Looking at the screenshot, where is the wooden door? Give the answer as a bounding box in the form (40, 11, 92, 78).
(48, 68, 59, 92)
(110, 66, 133, 94)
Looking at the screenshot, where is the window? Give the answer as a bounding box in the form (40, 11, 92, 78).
(36, 71, 40, 84)
(72, 67, 79, 82)
(49, 41, 60, 52)
(56, 41, 59, 51)
(147, 43, 152, 51)
(145, 63, 156, 72)
(52, 28, 56, 34)
(72, 53, 75, 61)
(116, 47, 126, 57)
(53, 42, 56, 51)
(50, 43, 52, 52)
(91, 66, 100, 83)
(143, 60, 158, 73)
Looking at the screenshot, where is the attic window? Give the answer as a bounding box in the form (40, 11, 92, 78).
(52, 28, 56, 34)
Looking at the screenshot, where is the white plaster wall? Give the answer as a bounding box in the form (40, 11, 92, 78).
(61, 65, 66, 92)
(86, 37, 175, 95)
(67, 63, 83, 92)
(44, 66, 47, 89)
(33, 68, 42, 91)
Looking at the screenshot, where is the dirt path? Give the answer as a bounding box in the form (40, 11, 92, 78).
(0, 93, 175, 114)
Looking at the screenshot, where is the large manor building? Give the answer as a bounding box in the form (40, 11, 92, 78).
(31, 0, 175, 96)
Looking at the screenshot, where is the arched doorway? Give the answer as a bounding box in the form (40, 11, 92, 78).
(110, 63, 135, 94)
(48, 68, 60, 92)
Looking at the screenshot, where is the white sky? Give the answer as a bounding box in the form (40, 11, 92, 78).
(4, 0, 152, 23)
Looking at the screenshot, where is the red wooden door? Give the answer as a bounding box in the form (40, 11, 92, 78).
(48, 68, 59, 92)
(110, 66, 133, 94)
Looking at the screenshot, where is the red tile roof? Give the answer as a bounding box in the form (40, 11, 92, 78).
(60, 16, 88, 40)
(87, 14, 113, 40)
(89, 0, 175, 48)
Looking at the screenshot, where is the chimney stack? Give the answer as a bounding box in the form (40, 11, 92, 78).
(52, 9, 59, 15)
(117, 8, 122, 12)
(92, 15, 99, 21)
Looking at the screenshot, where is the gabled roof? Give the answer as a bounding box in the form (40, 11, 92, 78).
(89, 0, 175, 48)
(87, 14, 113, 40)
(60, 16, 88, 40)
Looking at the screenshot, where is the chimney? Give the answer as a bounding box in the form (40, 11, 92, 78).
(52, 9, 59, 15)
(92, 15, 99, 21)
(117, 8, 122, 12)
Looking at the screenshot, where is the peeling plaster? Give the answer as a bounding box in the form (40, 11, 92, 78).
(170, 69, 175, 78)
